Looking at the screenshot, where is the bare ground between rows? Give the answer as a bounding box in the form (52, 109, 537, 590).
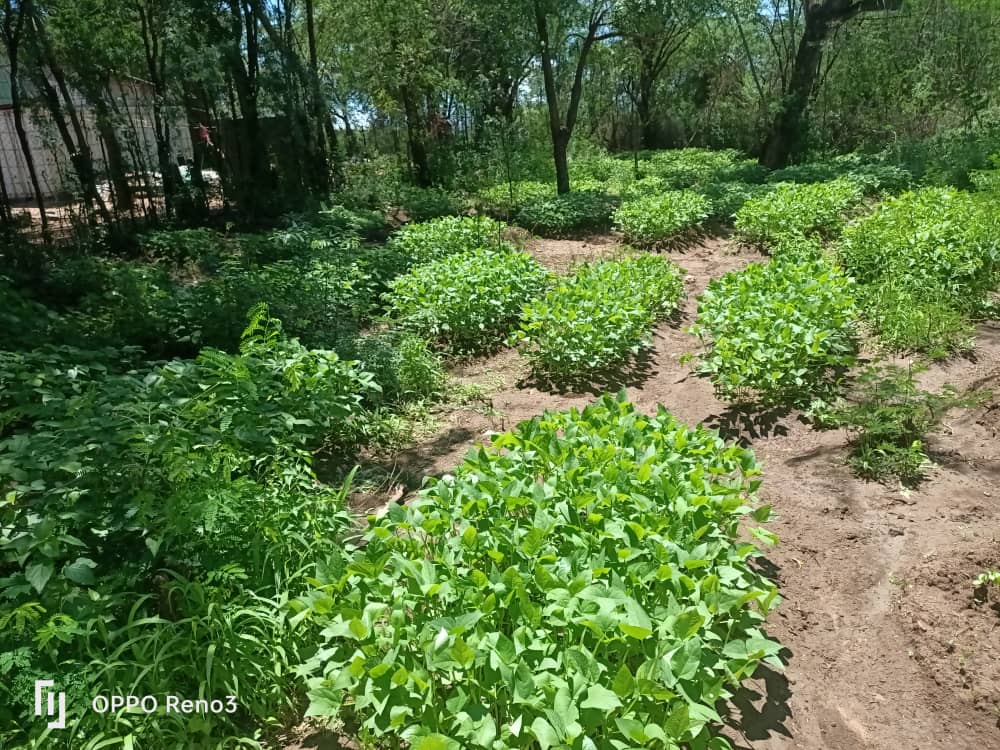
(294, 235, 1000, 750)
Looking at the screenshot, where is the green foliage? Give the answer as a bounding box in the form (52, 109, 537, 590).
(398, 186, 463, 222)
(513, 255, 684, 383)
(691, 257, 858, 406)
(386, 247, 551, 353)
(618, 175, 668, 201)
(646, 148, 765, 188)
(387, 215, 513, 266)
(613, 191, 710, 246)
(339, 331, 447, 404)
(299, 392, 781, 750)
(822, 364, 980, 485)
(699, 182, 772, 221)
(0, 277, 64, 349)
(139, 227, 228, 268)
(315, 204, 390, 240)
(840, 188, 1000, 356)
(0, 308, 373, 748)
(477, 181, 556, 217)
(516, 190, 618, 237)
(734, 178, 864, 247)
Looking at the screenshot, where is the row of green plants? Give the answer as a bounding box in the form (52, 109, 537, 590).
(513, 255, 685, 384)
(299, 392, 782, 750)
(690, 250, 859, 406)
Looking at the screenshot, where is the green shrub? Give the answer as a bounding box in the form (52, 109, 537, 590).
(840, 188, 1000, 355)
(340, 331, 447, 404)
(700, 181, 772, 221)
(316, 203, 389, 240)
(299, 392, 781, 750)
(691, 257, 859, 406)
(0, 308, 373, 748)
(614, 191, 710, 246)
(0, 276, 64, 349)
(398, 186, 462, 221)
(734, 178, 864, 247)
(647, 148, 762, 188)
(822, 364, 981, 485)
(387, 215, 512, 266)
(477, 180, 556, 217)
(139, 227, 228, 268)
(387, 246, 551, 353)
(570, 153, 636, 183)
(513, 254, 684, 383)
(516, 190, 618, 237)
(970, 169, 1000, 193)
(861, 284, 974, 360)
(618, 175, 668, 201)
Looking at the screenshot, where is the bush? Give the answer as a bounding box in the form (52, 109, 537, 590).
(316, 203, 389, 240)
(691, 256, 859, 406)
(339, 331, 447, 404)
(618, 175, 668, 201)
(614, 191, 710, 246)
(647, 148, 763, 188)
(734, 178, 864, 247)
(822, 364, 982, 485)
(386, 246, 551, 353)
(0, 308, 373, 748)
(477, 180, 556, 217)
(398, 186, 463, 221)
(139, 227, 229, 268)
(387, 215, 513, 266)
(513, 254, 684, 383)
(700, 181, 773, 221)
(840, 188, 1000, 355)
(516, 190, 618, 237)
(299, 392, 781, 750)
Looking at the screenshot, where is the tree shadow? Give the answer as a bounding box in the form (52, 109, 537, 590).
(703, 403, 793, 446)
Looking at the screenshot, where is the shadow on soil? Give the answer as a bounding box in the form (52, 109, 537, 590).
(723, 661, 795, 749)
(703, 403, 793, 446)
(520, 346, 659, 396)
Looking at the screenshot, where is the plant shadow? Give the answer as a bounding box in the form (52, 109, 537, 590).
(720, 659, 795, 748)
(703, 402, 794, 446)
(520, 345, 658, 396)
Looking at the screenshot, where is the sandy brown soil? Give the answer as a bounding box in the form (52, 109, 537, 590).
(298, 234, 1000, 750)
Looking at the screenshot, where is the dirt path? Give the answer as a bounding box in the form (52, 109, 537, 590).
(347, 234, 1000, 750)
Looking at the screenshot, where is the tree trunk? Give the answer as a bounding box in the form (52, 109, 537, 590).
(4, 35, 48, 237)
(401, 84, 431, 187)
(92, 92, 133, 216)
(552, 129, 570, 195)
(759, 6, 828, 168)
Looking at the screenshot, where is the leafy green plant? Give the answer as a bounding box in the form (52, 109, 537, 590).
(387, 215, 513, 266)
(139, 227, 229, 268)
(613, 191, 710, 246)
(386, 247, 551, 353)
(700, 182, 772, 222)
(734, 178, 864, 247)
(691, 257, 858, 406)
(516, 190, 618, 237)
(647, 148, 764, 188)
(298, 392, 781, 750)
(0, 307, 372, 748)
(512, 254, 684, 383)
(398, 186, 463, 221)
(339, 331, 447, 404)
(822, 364, 981, 485)
(840, 188, 1000, 356)
(477, 181, 556, 217)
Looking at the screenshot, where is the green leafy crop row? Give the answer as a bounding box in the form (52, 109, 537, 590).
(300, 392, 781, 750)
(734, 178, 864, 247)
(512, 254, 684, 384)
(387, 246, 552, 353)
(691, 257, 859, 406)
(613, 191, 710, 247)
(516, 191, 619, 237)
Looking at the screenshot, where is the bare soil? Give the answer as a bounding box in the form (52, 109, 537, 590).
(298, 234, 1000, 749)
